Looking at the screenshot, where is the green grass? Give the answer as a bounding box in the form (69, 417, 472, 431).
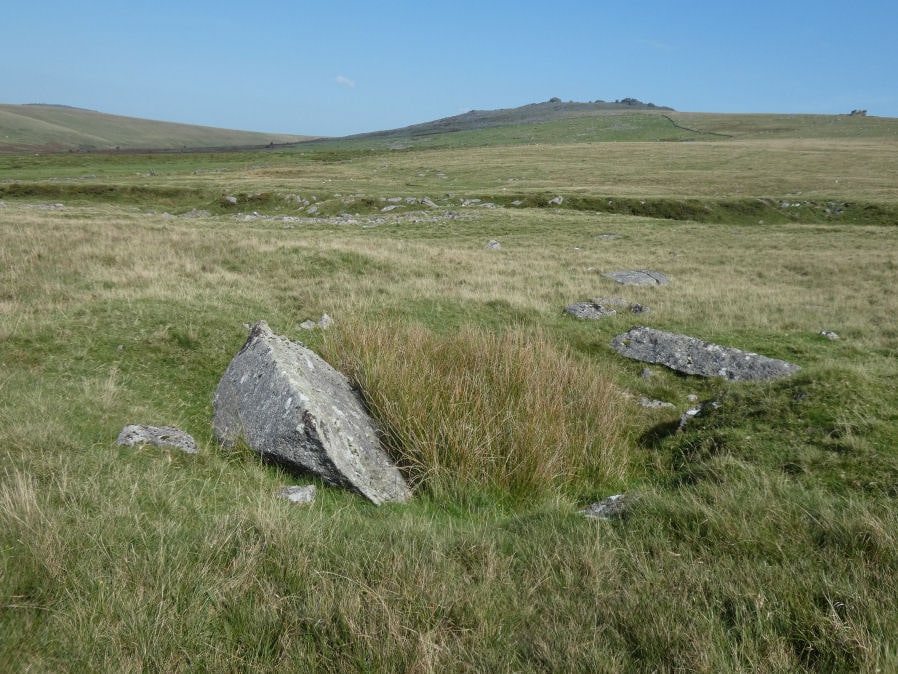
(2, 112, 898, 671)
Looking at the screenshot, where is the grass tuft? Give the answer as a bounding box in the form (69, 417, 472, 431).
(321, 323, 630, 503)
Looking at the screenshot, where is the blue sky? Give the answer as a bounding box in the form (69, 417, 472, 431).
(5, 1, 896, 136)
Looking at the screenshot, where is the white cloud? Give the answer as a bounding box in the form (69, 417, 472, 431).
(336, 75, 356, 88)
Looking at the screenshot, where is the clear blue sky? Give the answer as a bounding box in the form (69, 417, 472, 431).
(5, 1, 896, 136)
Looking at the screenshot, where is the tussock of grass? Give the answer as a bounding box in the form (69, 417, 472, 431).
(321, 323, 629, 502)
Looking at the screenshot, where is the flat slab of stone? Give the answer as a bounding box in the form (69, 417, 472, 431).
(212, 321, 411, 505)
(116, 425, 197, 454)
(611, 326, 800, 381)
(603, 270, 668, 286)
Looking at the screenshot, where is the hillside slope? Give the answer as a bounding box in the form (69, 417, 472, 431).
(0, 104, 312, 152)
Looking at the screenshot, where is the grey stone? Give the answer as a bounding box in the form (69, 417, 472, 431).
(639, 397, 676, 410)
(224, 195, 238, 205)
(485, 240, 502, 250)
(595, 234, 621, 240)
(564, 301, 616, 320)
(298, 320, 317, 330)
(580, 494, 631, 520)
(381, 205, 399, 212)
(318, 313, 333, 329)
(277, 484, 317, 505)
(212, 321, 411, 505)
(611, 326, 800, 381)
(603, 270, 669, 286)
(116, 425, 197, 454)
(678, 399, 722, 432)
(549, 195, 564, 205)
(819, 330, 840, 340)
(420, 197, 438, 208)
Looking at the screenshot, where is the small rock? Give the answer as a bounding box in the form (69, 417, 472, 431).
(511, 199, 524, 206)
(381, 205, 399, 212)
(678, 400, 722, 432)
(298, 320, 317, 330)
(564, 301, 616, 320)
(595, 234, 621, 240)
(318, 313, 333, 329)
(639, 398, 676, 410)
(485, 240, 502, 250)
(630, 303, 651, 314)
(549, 196, 564, 205)
(640, 368, 654, 380)
(420, 197, 438, 208)
(116, 425, 197, 454)
(819, 330, 840, 340)
(277, 485, 317, 505)
(224, 195, 238, 205)
(580, 494, 631, 520)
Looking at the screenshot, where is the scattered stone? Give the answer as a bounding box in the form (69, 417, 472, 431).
(639, 397, 676, 410)
(603, 270, 669, 286)
(595, 234, 621, 240)
(420, 197, 438, 208)
(564, 301, 617, 320)
(549, 195, 564, 205)
(686, 394, 699, 402)
(819, 330, 840, 340)
(591, 297, 651, 314)
(381, 205, 399, 212)
(306, 205, 319, 214)
(462, 198, 482, 207)
(678, 399, 722, 432)
(0, 201, 6, 208)
(277, 484, 317, 505)
(580, 494, 631, 520)
(611, 326, 801, 381)
(511, 199, 524, 206)
(212, 321, 412, 505)
(181, 209, 211, 219)
(297, 314, 333, 331)
(224, 195, 238, 205)
(485, 240, 502, 250)
(116, 425, 198, 454)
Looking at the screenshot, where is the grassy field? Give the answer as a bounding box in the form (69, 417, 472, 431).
(2, 112, 898, 671)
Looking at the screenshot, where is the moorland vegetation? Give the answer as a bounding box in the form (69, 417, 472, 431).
(1, 103, 897, 671)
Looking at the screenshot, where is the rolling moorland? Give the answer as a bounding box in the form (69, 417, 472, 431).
(1, 100, 898, 671)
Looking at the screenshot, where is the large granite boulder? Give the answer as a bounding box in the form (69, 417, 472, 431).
(212, 321, 411, 505)
(610, 326, 800, 381)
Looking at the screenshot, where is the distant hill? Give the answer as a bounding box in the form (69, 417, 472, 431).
(0, 104, 313, 152)
(346, 98, 673, 140)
